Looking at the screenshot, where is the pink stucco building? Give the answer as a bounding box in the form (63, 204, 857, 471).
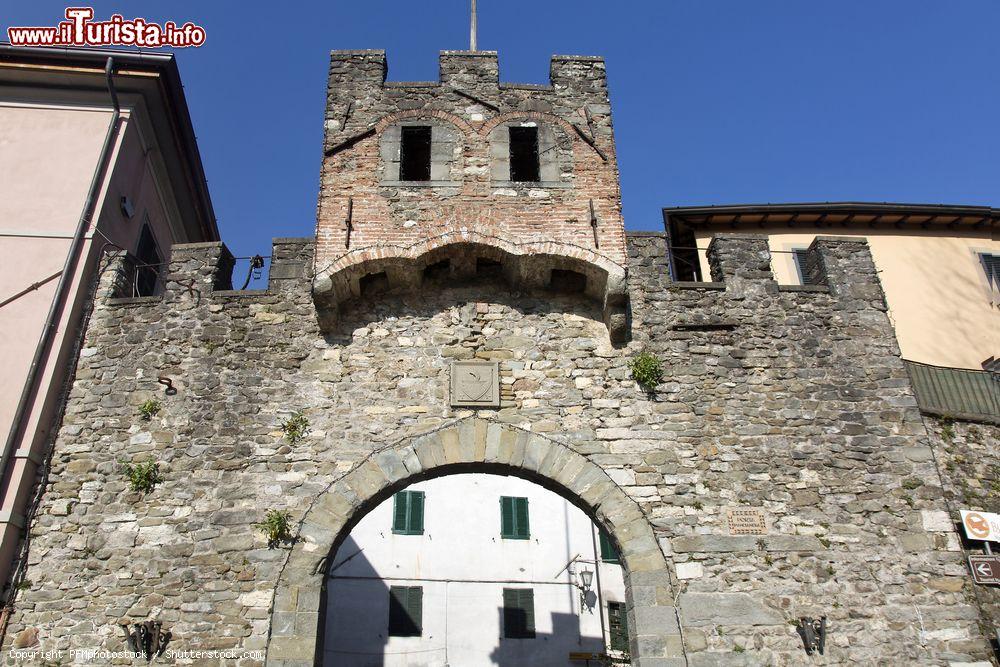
(0, 46, 218, 593)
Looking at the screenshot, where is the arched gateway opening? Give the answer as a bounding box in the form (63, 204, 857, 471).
(264, 417, 683, 666)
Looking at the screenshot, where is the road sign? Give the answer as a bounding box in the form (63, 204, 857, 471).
(968, 555, 1000, 585)
(960, 510, 1000, 543)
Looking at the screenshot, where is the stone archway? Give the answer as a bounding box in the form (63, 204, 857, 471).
(264, 416, 684, 667)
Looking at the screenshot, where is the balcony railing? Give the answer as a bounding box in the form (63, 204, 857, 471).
(904, 360, 1000, 424)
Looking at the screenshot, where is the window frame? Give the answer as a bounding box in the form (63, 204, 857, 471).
(133, 220, 162, 297)
(599, 530, 620, 564)
(508, 125, 540, 183)
(608, 601, 629, 652)
(502, 588, 536, 639)
(387, 585, 423, 637)
(392, 490, 425, 535)
(980, 252, 999, 292)
(500, 496, 530, 540)
(398, 125, 432, 182)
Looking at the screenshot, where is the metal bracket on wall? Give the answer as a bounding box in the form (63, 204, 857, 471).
(589, 199, 600, 249)
(450, 87, 500, 113)
(340, 99, 354, 130)
(345, 197, 354, 249)
(572, 123, 608, 162)
(324, 127, 376, 158)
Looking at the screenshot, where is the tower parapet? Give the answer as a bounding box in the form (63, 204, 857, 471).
(315, 50, 628, 341)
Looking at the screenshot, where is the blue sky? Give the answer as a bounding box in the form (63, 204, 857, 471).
(7, 2, 999, 262)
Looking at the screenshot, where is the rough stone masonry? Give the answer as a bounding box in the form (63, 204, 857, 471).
(2, 49, 997, 667)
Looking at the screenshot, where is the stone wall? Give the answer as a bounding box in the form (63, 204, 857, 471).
(925, 416, 1000, 651)
(2, 233, 996, 666)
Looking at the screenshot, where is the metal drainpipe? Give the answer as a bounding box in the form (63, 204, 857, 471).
(0, 57, 121, 604)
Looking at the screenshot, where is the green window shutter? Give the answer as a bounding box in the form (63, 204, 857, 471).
(515, 497, 529, 539)
(409, 490, 424, 534)
(608, 602, 628, 651)
(388, 586, 422, 636)
(600, 531, 620, 564)
(502, 588, 535, 638)
(501, 497, 529, 539)
(393, 491, 424, 535)
(392, 492, 409, 533)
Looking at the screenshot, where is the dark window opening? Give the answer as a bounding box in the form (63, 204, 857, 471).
(476, 257, 503, 280)
(502, 588, 535, 639)
(549, 269, 587, 293)
(608, 601, 629, 652)
(423, 259, 451, 283)
(359, 271, 389, 296)
(509, 126, 540, 183)
(399, 126, 432, 181)
(792, 248, 822, 285)
(666, 217, 702, 282)
(134, 224, 161, 297)
(388, 586, 422, 636)
(599, 530, 620, 564)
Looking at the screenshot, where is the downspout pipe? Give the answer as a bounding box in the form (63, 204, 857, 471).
(0, 57, 121, 593)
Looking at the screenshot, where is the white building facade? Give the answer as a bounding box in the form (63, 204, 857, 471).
(324, 473, 627, 667)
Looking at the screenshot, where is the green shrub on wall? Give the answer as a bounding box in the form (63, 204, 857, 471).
(256, 509, 293, 547)
(120, 459, 163, 494)
(628, 352, 663, 389)
(280, 412, 311, 444)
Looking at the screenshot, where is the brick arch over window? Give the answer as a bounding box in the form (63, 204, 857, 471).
(264, 416, 683, 666)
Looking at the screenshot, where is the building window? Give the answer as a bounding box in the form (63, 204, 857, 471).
(599, 530, 620, 564)
(500, 496, 529, 539)
(608, 601, 629, 652)
(399, 126, 432, 181)
(392, 490, 425, 535)
(134, 223, 162, 297)
(502, 588, 535, 638)
(388, 586, 422, 636)
(981, 253, 999, 292)
(508, 126, 540, 182)
(792, 247, 821, 285)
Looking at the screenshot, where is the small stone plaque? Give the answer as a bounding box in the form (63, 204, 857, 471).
(450, 361, 500, 408)
(727, 508, 767, 535)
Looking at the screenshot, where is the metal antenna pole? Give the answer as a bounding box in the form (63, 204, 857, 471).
(470, 0, 478, 51)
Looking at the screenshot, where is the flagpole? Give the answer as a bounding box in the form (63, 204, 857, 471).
(470, 0, 478, 51)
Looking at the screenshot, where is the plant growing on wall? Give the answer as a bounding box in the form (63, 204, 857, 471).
(120, 459, 163, 494)
(280, 411, 311, 444)
(256, 509, 293, 547)
(628, 352, 663, 390)
(138, 399, 161, 421)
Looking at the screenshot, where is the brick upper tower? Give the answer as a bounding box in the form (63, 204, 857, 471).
(313, 50, 629, 340)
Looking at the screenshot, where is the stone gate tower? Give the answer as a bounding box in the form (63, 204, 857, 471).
(1, 47, 995, 667)
(312, 50, 629, 341)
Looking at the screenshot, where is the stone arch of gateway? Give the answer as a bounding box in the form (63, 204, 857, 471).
(2, 46, 995, 667)
(268, 417, 677, 665)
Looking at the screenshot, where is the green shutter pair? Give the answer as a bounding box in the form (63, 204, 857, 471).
(392, 490, 425, 535)
(502, 588, 535, 638)
(388, 586, 422, 636)
(500, 496, 530, 539)
(608, 601, 629, 651)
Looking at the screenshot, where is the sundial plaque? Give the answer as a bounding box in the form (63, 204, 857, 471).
(450, 361, 500, 408)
